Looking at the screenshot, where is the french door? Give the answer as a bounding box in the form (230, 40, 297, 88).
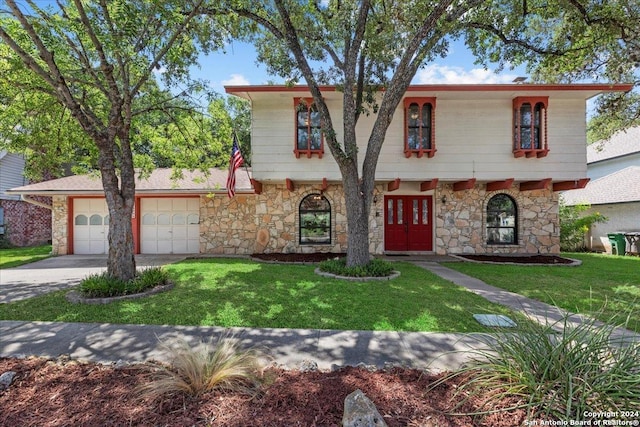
(384, 195, 433, 251)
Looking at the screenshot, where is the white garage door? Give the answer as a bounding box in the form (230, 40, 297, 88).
(140, 198, 200, 254)
(73, 199, 109, 254)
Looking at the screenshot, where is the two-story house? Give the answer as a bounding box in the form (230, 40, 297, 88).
(8, 83, 631, 256)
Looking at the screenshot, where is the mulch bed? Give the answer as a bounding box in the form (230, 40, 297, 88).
(252, 252, 575, 265)
(455, 254, 575, 264)
(251, 252, 344, 263)
(0, 357, 527, 427)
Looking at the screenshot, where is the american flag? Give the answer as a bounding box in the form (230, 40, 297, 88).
(226, 135, 244, 198)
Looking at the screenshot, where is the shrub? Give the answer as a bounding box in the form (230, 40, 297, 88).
(319, 257, 395, 277)
(79, 267, 168, 298)
(137, 335, 263, 399)
(559, 200, 607, 252)
(430, 313, 640, 421)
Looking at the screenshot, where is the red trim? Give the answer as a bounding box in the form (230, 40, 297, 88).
(226, 83, 633, 94)
(321, 178, 328, 192)
(293, 97, 324, 159)
(513, 97, 549, 158)
(388, 178, 401, 192)
(403, 97, 436, 158)
(67, 196, 75, 254)
(453, 178, 476, 191)
(251, 179, 263, 195)
(520, 178, 552, 191)
(286, 178, 295, 192)
(133, 197, 141, 254)
(552, 178, 590, 191)
(486, 178, 514, 192)
(420, 179, 439, 191)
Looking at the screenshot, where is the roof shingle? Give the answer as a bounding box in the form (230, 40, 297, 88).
(561, 166, 640, 205)
(7, 168, 253, 195)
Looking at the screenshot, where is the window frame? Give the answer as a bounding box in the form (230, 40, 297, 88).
(513, 96, 549, 158)
(294, 97, 324, 159)
(404, 97, 437, 158)
(486, 194, 518, 245)
(299, 193, 331, 245)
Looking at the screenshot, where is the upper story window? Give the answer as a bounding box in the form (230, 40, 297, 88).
(294, 97, 324, 159)
(513, 97, 549, 158)
(486, 194, 517, 245)
(404, 97, 436, 158)
(299, 194, 331, 244)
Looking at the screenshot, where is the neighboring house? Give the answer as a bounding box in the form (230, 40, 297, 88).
(0, 151, 52, 246)
(562, 126, 640, 252)
(8, 83, 632, 256)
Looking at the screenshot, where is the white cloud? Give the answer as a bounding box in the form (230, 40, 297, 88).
(414, 64, 520, 84)
(221, 73, 250, 86)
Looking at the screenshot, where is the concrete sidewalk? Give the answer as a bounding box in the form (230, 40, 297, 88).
(0, 320, 488, 372)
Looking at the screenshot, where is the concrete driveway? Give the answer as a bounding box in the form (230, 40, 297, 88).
(0, 254, 187, 304)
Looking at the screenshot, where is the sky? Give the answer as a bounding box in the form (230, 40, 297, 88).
(195, 38, 526, 95)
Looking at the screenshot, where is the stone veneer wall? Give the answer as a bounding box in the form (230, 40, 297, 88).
(49, 183, 558, 256)
(435, 183, 560, 255)
(51, 196, 68, 255)
(200, 183, 384, 255)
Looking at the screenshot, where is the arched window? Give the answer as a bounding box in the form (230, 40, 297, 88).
(486, 194, 517, 245)
(404, 97, 436, 158)
(299, 194, 331, 244)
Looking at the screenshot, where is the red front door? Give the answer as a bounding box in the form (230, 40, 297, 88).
(384, 195, 433, 251)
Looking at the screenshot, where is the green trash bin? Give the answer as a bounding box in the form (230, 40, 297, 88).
(607, 233, 627, 256)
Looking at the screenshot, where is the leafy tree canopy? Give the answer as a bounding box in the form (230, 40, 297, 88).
(462, 0, 639, 141)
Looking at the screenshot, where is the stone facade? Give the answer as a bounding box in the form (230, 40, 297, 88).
(435, 183, 560, 255)
(51, 196, 68, 255)
(199, 183, 384, 255)
(49, 182, 559, 256)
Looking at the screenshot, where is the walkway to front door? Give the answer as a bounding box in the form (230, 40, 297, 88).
(384, 195, 433, 251)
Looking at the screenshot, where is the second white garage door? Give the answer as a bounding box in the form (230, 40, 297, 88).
(140, 198, 200, 254)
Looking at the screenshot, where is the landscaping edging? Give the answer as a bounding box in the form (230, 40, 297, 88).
(65, 283, 174, 305)
(314, 268, 401, 281)
(450, 254, 582, 266)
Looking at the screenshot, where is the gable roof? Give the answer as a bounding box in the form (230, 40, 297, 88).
(6, 168, 253, 195)
(561, 166, 640, 206)
(587, 126, 640, 164)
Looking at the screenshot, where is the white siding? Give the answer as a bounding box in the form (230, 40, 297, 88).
(250, 92, 589, 182)
(0, 152, 27, 201)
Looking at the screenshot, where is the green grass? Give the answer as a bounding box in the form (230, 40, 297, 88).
(0, 244, 52, 269)
(444, 253, 640, 332)
(0, 258, 520, 332)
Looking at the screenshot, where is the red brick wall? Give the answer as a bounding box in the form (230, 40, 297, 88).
(0, 197, 52, 246)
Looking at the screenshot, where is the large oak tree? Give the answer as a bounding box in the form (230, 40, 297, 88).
(0, 0, 224, 280)
(214, 0, 484, 266)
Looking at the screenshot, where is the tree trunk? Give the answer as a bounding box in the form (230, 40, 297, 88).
(342, 168, 372, 267)
(98, 136, 137, 282)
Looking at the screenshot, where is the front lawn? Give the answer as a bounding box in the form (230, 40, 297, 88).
(445, 253, 640, 332)
(0, 244, 52, 269)
(0, 258, 518, 332)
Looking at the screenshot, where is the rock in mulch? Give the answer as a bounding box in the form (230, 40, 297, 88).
(343, 389, 388, 427)
(0, 371, 16, 391)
